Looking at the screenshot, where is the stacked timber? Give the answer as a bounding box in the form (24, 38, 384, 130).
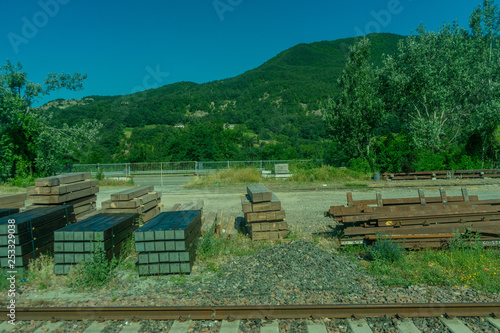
(27, 173, 98, 221)
(135, 210, 202, 276)
(326, 187, 500, 249)
(101, 185, 162, 227)
(242, 185, 289, 241)
(53, 213, 136, 274)
(0, 206, 75, 272)
(0, 193, 27, 209)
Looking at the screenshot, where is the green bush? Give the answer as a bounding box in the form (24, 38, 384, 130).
(68, 240, 119, 289)
(366, 234, 405, 263)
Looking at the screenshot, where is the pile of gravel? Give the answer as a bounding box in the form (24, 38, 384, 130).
(198, 241, 375, 302)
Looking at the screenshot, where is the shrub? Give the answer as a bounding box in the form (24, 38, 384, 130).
(68, 240, 119, 289)
(366, 233, 405, 263)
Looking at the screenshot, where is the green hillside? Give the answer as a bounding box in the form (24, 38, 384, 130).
(42, 33, 404, 163)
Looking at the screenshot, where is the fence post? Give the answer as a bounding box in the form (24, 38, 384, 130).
(161, 162, 163, 187)
(227, 160, 230, 169)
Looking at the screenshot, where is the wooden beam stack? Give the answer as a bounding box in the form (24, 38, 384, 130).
(0, 206, 75, 272)
(135, 210, 202, 276)
(0, 193, 27, 209)
(101, 185, 162, 227)
(53, 213, 137, 274)
(242, 185, 289, 241)
(27, 173, 98, 221)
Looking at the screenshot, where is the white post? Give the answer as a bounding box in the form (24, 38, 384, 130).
(161, 162, 163, 187)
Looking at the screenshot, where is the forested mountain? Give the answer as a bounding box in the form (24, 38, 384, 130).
(41, 33, 403, 164)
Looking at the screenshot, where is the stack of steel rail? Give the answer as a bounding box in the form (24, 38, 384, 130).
(383, 169, 500, 180)
(325, 187, 500, 248)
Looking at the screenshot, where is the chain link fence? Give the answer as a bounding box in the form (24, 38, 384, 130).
(66, 159, 324, 175)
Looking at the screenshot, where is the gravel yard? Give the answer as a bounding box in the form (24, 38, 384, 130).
(5, 180, 500, 309)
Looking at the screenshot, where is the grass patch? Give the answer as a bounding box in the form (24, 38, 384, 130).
(26, 253, 60, 289)
(368, 248, 500, 292)
(361, 232, 500, 292)
(68, 239, 120, 289)
(291, 165, 370, 182)
(186, 168, 261, 187)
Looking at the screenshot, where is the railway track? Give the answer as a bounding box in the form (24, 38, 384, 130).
(0, 303, 499, 332)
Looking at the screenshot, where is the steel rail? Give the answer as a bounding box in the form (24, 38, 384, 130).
(2, 303, 499, 321)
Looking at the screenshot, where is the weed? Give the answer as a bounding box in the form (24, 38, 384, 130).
(186, 168, 261, 187)
(169, 275, 187, 286)
(68, 239, 119, 289)
(448, 224, 483, 252)
(27, 253, 58, 289)
(366, 233, 405, 263)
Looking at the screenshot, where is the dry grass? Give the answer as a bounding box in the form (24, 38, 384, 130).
(97, 178, 135, 188)
(186, 168, 261, 187)
(27, 254, 64, 290)
(291, 165, 371, 182)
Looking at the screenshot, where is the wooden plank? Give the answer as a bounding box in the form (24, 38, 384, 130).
(110, 185, 154, 201)
(0, 193, 27, 205)
(246, 184, 272, 203)
(167, 203, 182, 212)
(55, 213, 136, 242)
(0, 208, 19, 219)
(35, 173, 91, 187)
(141, 206, 161, 224)
(215, 210, 223, 235)
(101, 192, 161, 209)
(179, 200, 204, 211)
(74, 203, 96, 215)
(0, 241, 53, 267)
(27, 180, 98, 195)
(241, 193, 281, 213)
(201, 212, 217, 235)
(0, 215, 70, 246)
(102, 198, 160, 214)
(134, 210, 202, 242)
(245, 209, 286, 223)
(0, 206, 75, 235)
(27, 186, 99, 205)
(0, 230, 54, 256)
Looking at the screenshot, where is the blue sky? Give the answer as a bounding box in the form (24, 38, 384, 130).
(0, 0, 479, 106)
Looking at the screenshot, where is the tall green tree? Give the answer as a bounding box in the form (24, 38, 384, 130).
(381, 0, 500, 165)
(323, 38, 384, 165)
(0, 60, 101, 178)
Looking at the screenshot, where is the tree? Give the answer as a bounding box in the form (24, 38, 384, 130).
(0, 60, 101, 178)
(380, 0, 500, 165)
(323, 38, 384, 166)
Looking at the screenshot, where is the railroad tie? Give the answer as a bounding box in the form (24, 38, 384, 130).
(487, 317, 500, 330)
(395, 318, 421, 333)
(219, 320, 240, 333)
(0, 321, 14, 332)
(260, 320, 280, 333)
(34, 321, 63, 333)
(82, 321, 108, 333)
(169, 320, 193, 333)
(119, 322, 142, 333)
(347, 318, 373, 333)
(439, 317, 474, 333)
(306, 320, 328, 333)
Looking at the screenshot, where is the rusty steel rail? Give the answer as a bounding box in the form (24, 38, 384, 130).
(1, 303, 499, 321)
